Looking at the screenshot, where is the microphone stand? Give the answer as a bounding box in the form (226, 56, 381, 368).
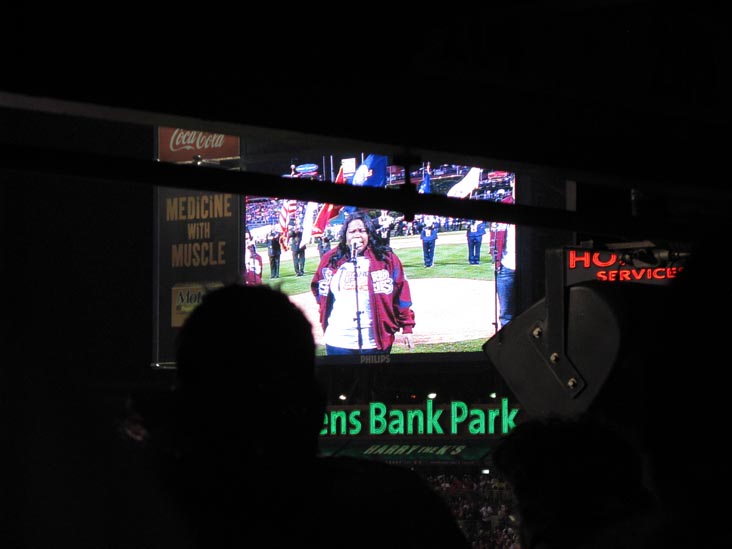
(352, 241, 363, 352)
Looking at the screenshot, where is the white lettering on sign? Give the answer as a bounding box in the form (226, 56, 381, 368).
(168, 128, 226, 152)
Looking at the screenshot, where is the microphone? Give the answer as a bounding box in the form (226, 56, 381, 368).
(351, 239, 361, 261)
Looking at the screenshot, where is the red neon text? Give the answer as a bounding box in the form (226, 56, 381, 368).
(567, 249, 620, 269)
(596, 267, 682, 282)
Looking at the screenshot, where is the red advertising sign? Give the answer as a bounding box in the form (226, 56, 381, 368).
(157, 126, 240, 163)
(565, 247, 684, 286)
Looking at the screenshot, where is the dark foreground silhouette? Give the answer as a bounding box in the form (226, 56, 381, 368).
(492, 231, 731, 548)
(132, 284, 469, 548)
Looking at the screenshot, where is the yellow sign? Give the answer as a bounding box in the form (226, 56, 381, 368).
(171, 281, 224, 327)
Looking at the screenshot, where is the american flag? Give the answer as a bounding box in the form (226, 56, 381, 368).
(278, 198, 297, 251)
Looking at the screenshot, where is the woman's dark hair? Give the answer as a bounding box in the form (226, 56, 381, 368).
(328, 210, 392, 267)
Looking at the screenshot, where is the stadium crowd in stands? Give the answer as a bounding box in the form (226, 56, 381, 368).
(422, 471, 521, 548)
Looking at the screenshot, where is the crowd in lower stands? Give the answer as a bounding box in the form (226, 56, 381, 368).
(422, 471, 521, 548)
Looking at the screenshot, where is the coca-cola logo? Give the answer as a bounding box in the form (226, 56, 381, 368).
(168, 128, 226, 152)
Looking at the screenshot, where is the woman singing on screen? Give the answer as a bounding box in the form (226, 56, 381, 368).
(310, 210, 415, 355)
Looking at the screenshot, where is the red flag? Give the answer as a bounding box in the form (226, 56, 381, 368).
(311, 166, 345, 238)
(333, 164, 346, 185)
(312, 203, 343, 238)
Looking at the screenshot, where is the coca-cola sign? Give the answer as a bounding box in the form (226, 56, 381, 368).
(157, 127, 240, 163)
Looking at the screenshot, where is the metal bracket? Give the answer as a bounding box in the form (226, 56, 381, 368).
(530, 248, 586, 397)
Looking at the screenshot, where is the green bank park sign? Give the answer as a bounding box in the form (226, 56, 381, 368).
(318, 398, 520, 464)
(321, 398, 518, 437)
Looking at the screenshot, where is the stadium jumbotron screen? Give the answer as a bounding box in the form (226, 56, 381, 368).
(243, 155, 517, 366)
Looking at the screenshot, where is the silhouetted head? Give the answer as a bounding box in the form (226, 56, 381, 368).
(174, 283, 324, 462)
(639, 229, 730, 546)
(493, 416, 656, 548)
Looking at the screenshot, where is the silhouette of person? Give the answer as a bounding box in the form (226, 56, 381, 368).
(637, 231, 729, 548)
(132, 283, 467, 548)
(491, 232, 731, 548)
(492, 416, 659, 549)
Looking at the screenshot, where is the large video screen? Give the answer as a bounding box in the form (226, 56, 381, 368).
(242, 154, 518, 364)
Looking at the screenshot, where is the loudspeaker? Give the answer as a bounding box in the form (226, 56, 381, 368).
(483, 280, 670, 421)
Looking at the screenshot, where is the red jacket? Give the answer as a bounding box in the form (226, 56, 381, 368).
(311, 246, 415, 351)
(243, 250, 263, 285)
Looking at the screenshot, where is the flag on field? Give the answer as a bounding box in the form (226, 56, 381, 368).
(418, 163, 432, 194)
(312, 202, 343, 238)
(348, 154, 388, 187)
(312, 165, 346, 238)
(278, 198, 297, 251)
(341, 153, 389, 215)
(300, 200, 319, 250)
(447, 167, 482, 198)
